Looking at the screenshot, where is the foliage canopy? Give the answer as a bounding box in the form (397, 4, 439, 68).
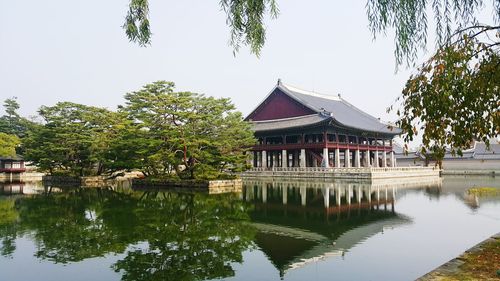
(124, 0, 278, 56)
(122, 81, 255, 179)
(22, 81, 255, 179)
(24, 102, 129, 176)
(122, 0, 500, 158)
(123, 0, 499, 62)
(0, 133, 20, 157)
(392, 26, 500, 159)
(0, 97, 34, 140)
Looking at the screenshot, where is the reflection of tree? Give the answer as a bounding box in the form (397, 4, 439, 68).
(113, 191, 255, 281)
(0, 198, 19, 257)
(13, 188, 138, 263)
(0, 188, 255, 281)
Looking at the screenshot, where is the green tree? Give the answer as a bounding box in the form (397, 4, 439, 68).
(366, 1, 500, 66)
(3, 97, 20, 118)
(0, 97, 34, 139)
(101, 115, 161, 175)
(124, 1, 499, 158)
(0, 133, 20, 157)
(393, 30, 500, 162)
(367, 1, 499, 157)
(24, 102, 126, 176)
(123, 0, 278, 55)
(124, 0, 498, 60)
(123, 81, 255, 179)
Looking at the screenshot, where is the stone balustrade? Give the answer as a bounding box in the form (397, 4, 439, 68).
(242, 166, 440, 180)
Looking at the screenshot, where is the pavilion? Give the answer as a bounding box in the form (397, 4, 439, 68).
(0, 156, 25, 173)
(0, 156, 26, 182)
(245, 80, 401, 169)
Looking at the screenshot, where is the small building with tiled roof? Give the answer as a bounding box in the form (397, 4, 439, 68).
(0, 155, 26, 182)
(440, 142, 500, 173)
(0, 155, 25, 173)
(246, 80, 401, 168)
(394, 141, 500, 174)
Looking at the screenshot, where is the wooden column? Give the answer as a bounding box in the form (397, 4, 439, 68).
(335, 148, 340, 168)
(322, 147, 329, 168)
(354, 149, 361, 168)
(345, 148, 351, 168)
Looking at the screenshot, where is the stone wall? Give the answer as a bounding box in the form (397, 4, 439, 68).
(241, 167, 440, 180)
(207, 179, 242, 194)
(132, 178, 242, 194)
(397, 158, 500, 175)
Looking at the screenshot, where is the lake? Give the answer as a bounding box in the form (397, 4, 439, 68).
(0, 176, 499, 281)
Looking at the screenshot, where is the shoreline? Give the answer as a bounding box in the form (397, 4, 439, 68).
(417, 232, 500, 280)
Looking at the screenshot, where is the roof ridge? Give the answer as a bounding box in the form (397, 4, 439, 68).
(280, 82, 341, 102)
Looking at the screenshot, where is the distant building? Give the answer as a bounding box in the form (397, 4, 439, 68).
(392, 142, 420, 167)
(395, 141, 500, 174)
(246, 80, 401, 168)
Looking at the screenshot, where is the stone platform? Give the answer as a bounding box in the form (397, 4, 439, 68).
(241, 167, 440, 180)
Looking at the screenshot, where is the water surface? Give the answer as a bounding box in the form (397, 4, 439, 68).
(0, 176, 499, 281)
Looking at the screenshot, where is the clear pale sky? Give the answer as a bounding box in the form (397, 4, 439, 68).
(8, 0, 486, 149)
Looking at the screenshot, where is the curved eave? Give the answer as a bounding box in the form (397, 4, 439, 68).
(251, 114, 331, 133)
(329, 118, 402, 136)
(250, 114, 401, 136)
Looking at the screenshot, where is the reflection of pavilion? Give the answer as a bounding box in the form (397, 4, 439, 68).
(0, 181, 26, 195)
(0, 181, 57, 195)
(242, 180, 415, 277)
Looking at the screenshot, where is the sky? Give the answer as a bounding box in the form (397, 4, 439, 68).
(1, 1, 492, 147)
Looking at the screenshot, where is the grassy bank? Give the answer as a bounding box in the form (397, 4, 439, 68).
(467, 187, 500, 196)
(419, 233, 500, 280)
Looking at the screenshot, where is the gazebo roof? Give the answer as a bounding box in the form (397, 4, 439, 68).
(248, 81, 401, 135)
(0, 155, 23, 161)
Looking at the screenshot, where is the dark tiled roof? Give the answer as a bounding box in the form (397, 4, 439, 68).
(438, 142, 499, 160)
(252, 114, 330, 132)
(277, 83, 401, 135)
(392, 143, 422, 159)
(473, 142, 500, 160)
(394, 141, 500, 160)
(0, 155, 23, 161)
